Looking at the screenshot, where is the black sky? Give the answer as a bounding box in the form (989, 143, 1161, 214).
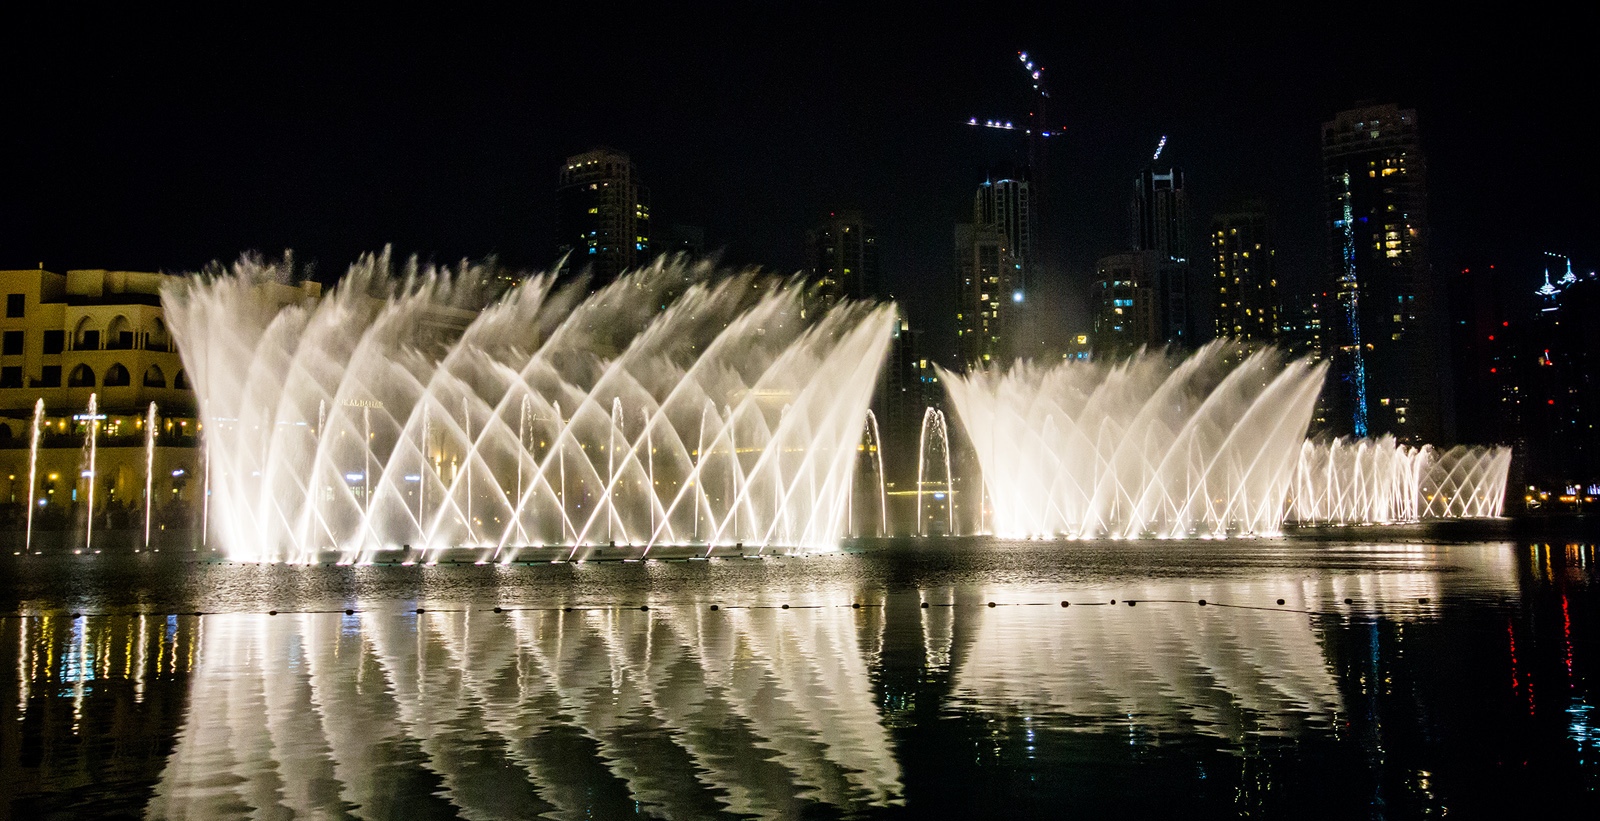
(5, 6, 1592, 363)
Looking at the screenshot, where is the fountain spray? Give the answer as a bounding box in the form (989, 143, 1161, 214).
(144, 402, 157, 549)
(25, 399, 43, 553)
(83, 393, 99, 551)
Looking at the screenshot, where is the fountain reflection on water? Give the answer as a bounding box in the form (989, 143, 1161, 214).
(162, 253, 896, 564)
(143, 605, 902, 819)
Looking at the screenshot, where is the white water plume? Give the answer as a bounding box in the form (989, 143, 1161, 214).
(1290, 436, 1512, 523)
(942, 343, 1328, 538)
(162, 252, 896, 563)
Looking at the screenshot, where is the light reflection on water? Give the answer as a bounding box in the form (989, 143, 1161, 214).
(1, 537, 1597, 818)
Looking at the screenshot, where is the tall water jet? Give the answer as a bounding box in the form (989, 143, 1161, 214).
(1291, 437, 1511, 524)
(162, 254, 896, 563)
(859, 410, 888, 537)
(82, 393, 100, 551)
(916, 408, 954, 536)
(25, 399, 43, 553)
(144, 402, 157, 549)
(942, 343, 1326, 538)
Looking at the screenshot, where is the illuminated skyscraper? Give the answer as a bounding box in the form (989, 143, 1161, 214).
(954, 223, 1017, 369)
(556, 147, 650, 287)
(1322, 104, 1450, 443)
(974, 177, 1032, 298)
(954, 177, 1030, 369)
(1130, 161, 1191, 346)
(1210, 208, 1279, 346)
(1090, 251, 1161, 359)
(808, 210, 880, 310)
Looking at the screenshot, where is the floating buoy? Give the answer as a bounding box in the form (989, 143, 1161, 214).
(920, 602, 930, 609)
(268, 610, 277, 616)
(345, 608, 355, 615)
(1197, 600, 1206, 606)
(987, 602, 996, 608)
(1276, 599, 1286, 605)
(1061, 601, 1070, 608)
(639, 605, 649, 612)
(710, 604, 719, 611)
(781, 604, 790, 610)
(492, 607, 502, 613)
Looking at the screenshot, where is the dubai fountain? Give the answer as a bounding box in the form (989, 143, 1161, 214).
(161, 253, 896, 564)
(941, 342, 1511, 539)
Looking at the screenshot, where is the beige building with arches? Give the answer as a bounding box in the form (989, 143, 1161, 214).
(0, 267, 201, 549)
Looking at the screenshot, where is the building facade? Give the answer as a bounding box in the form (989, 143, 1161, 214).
(1, 269, 198, 547)
(954, 223, 1018, 369)
(1131, 164, 1193, 346)
(0, 267, 321, 550)
(557, 147, 651, 287)
(1210, 208, 1280, 349)
(1090, 252, 1162, 359)
(1321, 104, 1451, 443)
(807, 210, 880, 311)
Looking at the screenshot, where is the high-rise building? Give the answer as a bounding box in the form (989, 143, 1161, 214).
(1322, 104, 1450, 443)
(556, 148, 650, 287)
(1210, 208, 1279, 348)
(954, 177, 1031, 369)
(1089, 251, 1161, 359)
(1131, 163, 1192, 346)
(974, 178, 1033, 298)
(954, 223, 1018, 369)
(807, 210, 880, 311)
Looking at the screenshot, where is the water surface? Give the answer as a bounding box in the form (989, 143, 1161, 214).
(2, 534, 1596, 818)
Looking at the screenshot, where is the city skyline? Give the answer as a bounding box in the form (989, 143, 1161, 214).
(4, 9, 1592, 367)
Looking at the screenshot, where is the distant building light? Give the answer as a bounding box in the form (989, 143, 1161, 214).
(345, 472, 365, 482)
(171, 469, 186, 477)
(1012, 290, 1024, 303)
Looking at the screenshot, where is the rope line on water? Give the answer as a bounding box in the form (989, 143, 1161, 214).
(0, 596, 1431, 621)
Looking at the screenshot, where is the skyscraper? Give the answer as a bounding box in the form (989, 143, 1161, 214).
(1130, 162, 1192, 346)
(807, 210, 880, 311)
(954, 222, 1017, 369)
(954, 177, 1030, 369)
(974, 177, 1033, 298)
(556, 147, 650, 287)
(1210, 207, 1279, 349)
(1089, 251, 1161, 359)
(1322, 104, 1450, 443)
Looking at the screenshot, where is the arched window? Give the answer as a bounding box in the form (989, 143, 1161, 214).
(145, 317, 170, 351)
(68, 364, 95, 387)
(72, 317, 99, 350)
(106, 315, 134, 349)
(103, 363, 130, 387)
(173, 370, 189, 390)
(143, 364, 166, 388)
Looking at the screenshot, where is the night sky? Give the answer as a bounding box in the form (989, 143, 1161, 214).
(5, 7, 1591, 363)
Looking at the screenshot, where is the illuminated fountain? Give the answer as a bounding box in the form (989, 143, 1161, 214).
(1290, 436, 1512, 523)
(942, 343, 1512, 538)
(162, 253, 896, 563)
(942, 343, 1326, 538)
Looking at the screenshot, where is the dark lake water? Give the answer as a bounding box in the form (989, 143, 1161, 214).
(2, 531, 1597, 819)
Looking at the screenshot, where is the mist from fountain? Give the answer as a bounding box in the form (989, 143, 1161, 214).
(941, 343, 1327, 538)
(162, 253, 896, 563)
